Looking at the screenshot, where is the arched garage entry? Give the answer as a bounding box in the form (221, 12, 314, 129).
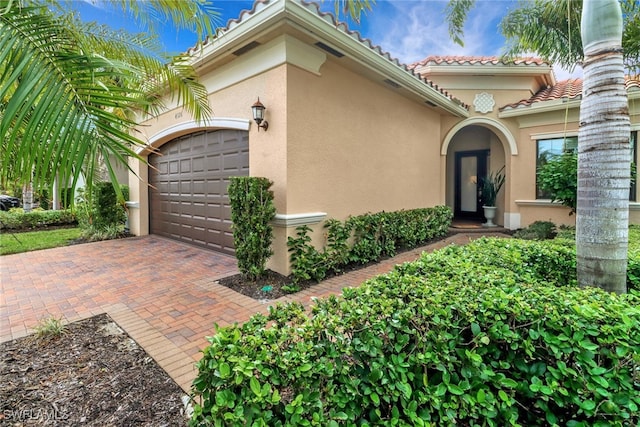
(148, 129, 249, 255)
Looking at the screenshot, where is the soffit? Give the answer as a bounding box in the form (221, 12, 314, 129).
(185, 0, 469, 117)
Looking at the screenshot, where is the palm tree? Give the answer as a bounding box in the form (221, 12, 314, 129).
(0, 0, 217, 202)
(499, 0, 639, 77)
(577, 0, 630, 293)
(447, 0, 634, 293)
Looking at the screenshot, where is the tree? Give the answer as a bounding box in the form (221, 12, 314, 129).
(577, 0, 630, 294)
(0, 0, 218, 203)
(500, 0, 639, 77)
(447, 0, 633, 293)
(447, 0, 639, 75)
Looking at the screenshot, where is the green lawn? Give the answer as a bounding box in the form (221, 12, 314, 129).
(0, 227, 83, 255)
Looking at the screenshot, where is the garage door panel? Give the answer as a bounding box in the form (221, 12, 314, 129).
(149, 129, 248, 255)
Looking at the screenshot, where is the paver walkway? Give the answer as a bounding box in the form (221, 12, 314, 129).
(1, 232, 507, 392)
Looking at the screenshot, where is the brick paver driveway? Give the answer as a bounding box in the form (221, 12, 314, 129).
(1, 232, 507, 391)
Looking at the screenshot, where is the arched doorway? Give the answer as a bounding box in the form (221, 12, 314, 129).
(443, 119, 513, 226)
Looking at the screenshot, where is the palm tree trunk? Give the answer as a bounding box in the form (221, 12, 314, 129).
(577, 0, 630, 293)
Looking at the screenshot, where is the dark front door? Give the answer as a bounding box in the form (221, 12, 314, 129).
(454, 150, 488, 219)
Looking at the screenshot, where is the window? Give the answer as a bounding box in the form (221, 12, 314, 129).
(536, 133, 638, 201)
(536, 136, 577, 199)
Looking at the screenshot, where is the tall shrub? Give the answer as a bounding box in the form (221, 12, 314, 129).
(92, 182, 126, 229)
(228, 177, 276, 280)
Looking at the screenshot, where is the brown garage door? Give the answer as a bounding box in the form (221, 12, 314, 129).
(149, 129, 249, 255)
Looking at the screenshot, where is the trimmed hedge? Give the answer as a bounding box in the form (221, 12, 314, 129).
(288, 206, 452, 283)
(0, 208, 77, 231)
(191, 238, 639, 426)
(228, 177, 276, 280)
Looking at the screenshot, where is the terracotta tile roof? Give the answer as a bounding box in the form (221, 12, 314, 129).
(501, 78, 582, 110)
(501, 76, 639, 111)
(187, 0, 469, 110)
(409, 55, 551, 69)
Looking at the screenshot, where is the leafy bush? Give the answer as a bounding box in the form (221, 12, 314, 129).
(627, 226, 640, 292)
(92, 182, 127, 230)
(287, 225, 329, 283)
(76, 182, 128, 240)
(191, 238, 639, 426)
(0, 208, 77, 231)
(537, 152, 577, 213)
(228, 177, 276, 280)
(513, 221, 557, 240)
(288, 206, 452, 283)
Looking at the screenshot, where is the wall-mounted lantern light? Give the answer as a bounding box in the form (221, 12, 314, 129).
(251, 98, 269, 132)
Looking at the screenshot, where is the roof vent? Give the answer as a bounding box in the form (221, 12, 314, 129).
(233, 41, 261, 56)
(314, 42, 344, 57)
(383, 79, 401, 89)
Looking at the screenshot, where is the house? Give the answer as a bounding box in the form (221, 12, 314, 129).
(126, 0, 640, 275)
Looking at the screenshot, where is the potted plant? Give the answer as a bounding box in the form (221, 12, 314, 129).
(480, 165, 505, 227)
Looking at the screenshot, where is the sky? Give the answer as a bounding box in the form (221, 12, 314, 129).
(73, 0, 581, 80)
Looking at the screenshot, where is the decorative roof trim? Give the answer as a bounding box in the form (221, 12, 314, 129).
(186, 0, 469, 117)
(499, 98, 582, 118)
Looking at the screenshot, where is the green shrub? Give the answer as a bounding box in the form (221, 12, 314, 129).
(287, 225, 329, 283)
(0, 208, 77, 231)
(287, 206, 452, 283)
(191, 238, 639, 426)
(397, 237, 577, 288)
(513, 221, 557, 240)
(537, 152, 578, 213)
(228, 177, 276, 280)
(627, 226, 640, 292)
(92, 182, 126, 229)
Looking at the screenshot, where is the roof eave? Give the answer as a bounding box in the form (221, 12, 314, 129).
(188, 0, 469, 117)
(498, 98, 582, 118)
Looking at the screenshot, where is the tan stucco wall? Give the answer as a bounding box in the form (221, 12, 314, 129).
(282, 60, 446, 260)
(286, 60, 444, 218)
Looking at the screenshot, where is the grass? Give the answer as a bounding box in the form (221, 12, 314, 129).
(32, 316, 67, 339)
(0, 227, 83, 255)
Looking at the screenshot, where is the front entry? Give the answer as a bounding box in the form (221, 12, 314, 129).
(454, 150, 488, 219)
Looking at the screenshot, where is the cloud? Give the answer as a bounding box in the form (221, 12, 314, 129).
(364, 0, 510, 65)
(553, 64, 584, 81)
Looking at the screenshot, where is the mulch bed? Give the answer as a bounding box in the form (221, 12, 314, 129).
(0, 314, 188, 426)
(218, 232, 461, 300)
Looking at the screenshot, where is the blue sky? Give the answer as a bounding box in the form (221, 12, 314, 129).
(74, 0, 579, 79)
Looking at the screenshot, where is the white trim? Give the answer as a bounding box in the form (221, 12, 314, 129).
(515, 199, 569, 207)
(199, 34, 327, 94)
(503, 212, 521, 230)
(499, 99, 581, 118)
(517, 201, 640, 209)
(125, 201, 140, 209)
(272, 212, 327, 228)
(529, 131, 578, 141)
(138, 118, 250, 154)
(441, 117, 518, 156)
